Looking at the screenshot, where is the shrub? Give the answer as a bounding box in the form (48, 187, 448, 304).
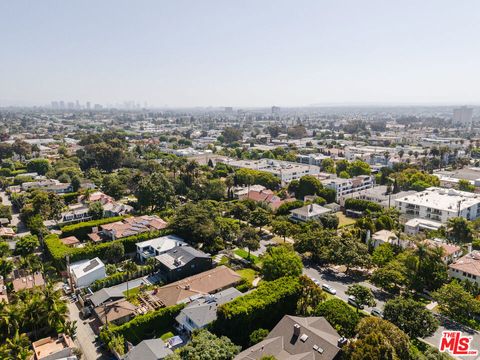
(315, 298, 360, 337)
(100, 304, 184, 345)
(276, 200, 304, 216)
(212, 276, 302, 346)
(344, 198, 382, 213)
(61, 192, 80, 204)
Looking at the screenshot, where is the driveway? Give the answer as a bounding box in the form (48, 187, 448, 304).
(67, 298, 108, 360)
(303, 264, 390, 314)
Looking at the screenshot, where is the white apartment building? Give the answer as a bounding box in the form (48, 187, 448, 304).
(395, 187, 480, 224)
(322, 175, 375, 201)
(296, 154, 329, 166)
(338, 185, 416, 207)
(225, 159, 320, 183)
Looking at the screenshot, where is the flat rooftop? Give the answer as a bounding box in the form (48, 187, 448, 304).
(395, 187, 480, 211)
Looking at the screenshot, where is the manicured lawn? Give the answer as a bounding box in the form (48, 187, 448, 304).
(236, 268, 257, 284)
(234, 248, 260, 264)
(336, 212, 356, 227)
(218, 255, 230, 266)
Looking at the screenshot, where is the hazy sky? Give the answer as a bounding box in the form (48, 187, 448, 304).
(1, 0, 480, 107)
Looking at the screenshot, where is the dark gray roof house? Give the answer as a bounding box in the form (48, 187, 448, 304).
(89, 287, 124, 307)
(175, 287, 242, 334)
(235, 315, 343, 360)
(124, 339, 173, 360)
(155, 245, 212, 282)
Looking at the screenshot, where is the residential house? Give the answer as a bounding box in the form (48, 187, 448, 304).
(290, 203, 332, 222)
(69, 257, 106, 288)
(12, 271, 45, 292)
(238, 189, 295, 210)
(175, 288, 242, 335)
(60, 236, 81, 247)
(136, 235, 187, 262)
(60, 203, 91, 224)
(155, 246, 212, 283)
(370, 230, 412, 249)
(151, 266, 242, 307)
(424, 239, 462, 264)
(124, 339, 173, 360)
(0, 227, 15, 238)
(94, 299, 138, 326)
(448, 251, 480, 285)
(89, 287, 125, 308)
(233, 184, 266, 198)
(235, 315, 343, 360)
(32, 334, 76, 360)
(404, 218, 443, 236)
(78, 191, 133, 217)
(88, 215, 168, 242)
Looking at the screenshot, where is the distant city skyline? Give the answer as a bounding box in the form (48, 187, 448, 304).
(1, 0, 480, 107)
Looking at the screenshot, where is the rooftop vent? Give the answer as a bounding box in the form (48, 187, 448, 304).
(300, 334, 309, 342)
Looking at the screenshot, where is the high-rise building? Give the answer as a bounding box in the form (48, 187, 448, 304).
(453, 106, 473, 125)
(86, 101, 91, 110)
(272, 106, 281, 114)
(59, 101, 65, 109)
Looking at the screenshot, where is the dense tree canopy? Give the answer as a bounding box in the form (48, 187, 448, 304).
(261, 245, 303, 281)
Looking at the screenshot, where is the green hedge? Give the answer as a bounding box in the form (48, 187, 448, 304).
(45, 229, 169, 269)
(61, 192, 80, 204)
(100, 304, 185, 345)
(344, 198, 382, 213)
(60, 216, 126, 240)
(212, 276, 302, 346)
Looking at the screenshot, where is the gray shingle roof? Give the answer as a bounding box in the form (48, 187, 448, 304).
(176, 287, 242, 328)
(235, 315, 341, 360)
(124, 339, 172, 360)
(155, 246, 210, 270)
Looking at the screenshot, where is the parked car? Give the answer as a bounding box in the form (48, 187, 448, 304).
(348, 295, 364, 309)
(62, 283, 72, 295)
(321, 284, 337, 295)
(309, 277, 321, 286)
(371, 308, 383, 317)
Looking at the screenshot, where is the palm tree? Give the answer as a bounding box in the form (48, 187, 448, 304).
(0, 301, 17, 338)
(123, 261, 138, 298)
(0, 331, 32, 360)
(62, 320, 77, 339)
(0, 257, 13, 280)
